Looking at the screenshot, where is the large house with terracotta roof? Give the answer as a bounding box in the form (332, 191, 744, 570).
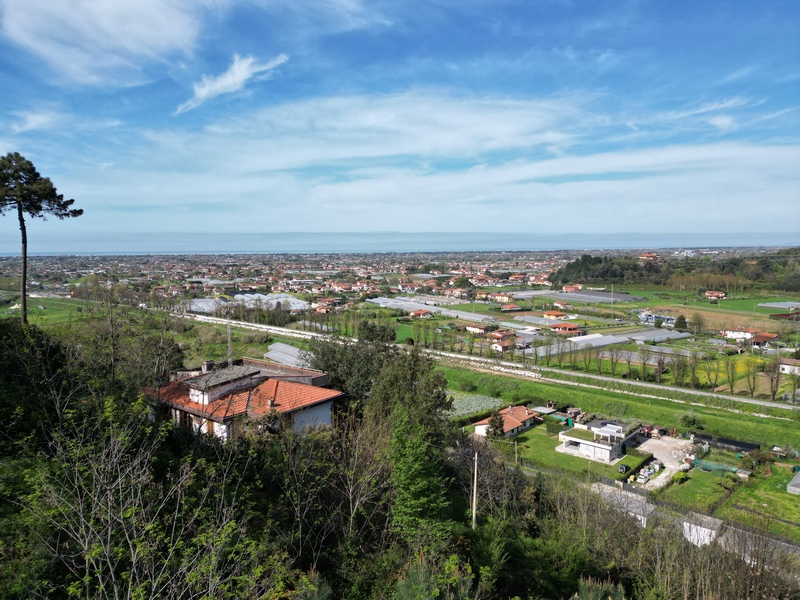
(473, 405, 539, 438)
(154, 363, 343, 440)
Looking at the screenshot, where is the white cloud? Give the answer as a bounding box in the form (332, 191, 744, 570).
(707, 115, 736, 133)
(658, 98, 752, 121)
(0, 0, 207, 84)
(175, 53, 289, 114)
(11, 110, 61, 133)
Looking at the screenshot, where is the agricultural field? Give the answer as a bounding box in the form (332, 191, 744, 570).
(440, 365, 800, 449)
(448, 391, 505, 419)
(717, 464, 800, 544)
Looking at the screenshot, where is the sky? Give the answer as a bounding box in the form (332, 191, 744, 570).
(1, 0, 799, 253)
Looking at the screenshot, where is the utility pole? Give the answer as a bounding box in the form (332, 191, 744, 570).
(471, 450, 478, 530)
(514, 440, 518, 466)
(226, 307, 233, 367)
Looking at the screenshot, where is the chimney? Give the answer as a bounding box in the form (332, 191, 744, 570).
(202, 360, 215, 374)
(268, 397, 275, 408)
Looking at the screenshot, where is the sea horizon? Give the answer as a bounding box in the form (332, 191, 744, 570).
(2, 231, 799, 256)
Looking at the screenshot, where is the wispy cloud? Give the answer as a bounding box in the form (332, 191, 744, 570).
(715, 66, 756, 86)
(707, 115, 736, 133)
(658, 97, 752, 121)
(175, 53, 289, 114)
(10, 110, 61, 133)
(0, 0, 207, 84)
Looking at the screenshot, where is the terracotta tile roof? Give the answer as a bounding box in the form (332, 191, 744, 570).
(474, 405, 538, 433)
(247, 379, 343, 414)
(155, 377, 343, 423)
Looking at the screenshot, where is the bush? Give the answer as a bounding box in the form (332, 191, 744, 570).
(672, 471, 689, 485)
(459, 380, 477, 392)
(544, 416, 564, 436)
(242, 332, 272, 344)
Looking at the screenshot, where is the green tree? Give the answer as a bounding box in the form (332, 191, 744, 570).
(688, 312, 706, 335)
(366, 348, 452, 443)
(0, 153, 82, 324)
(674, 314, 688, 332)
(389, 405, 450, 543)
(487, 410, 505, 439)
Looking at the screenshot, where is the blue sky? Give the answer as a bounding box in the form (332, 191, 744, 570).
(1, 0, 799, 252)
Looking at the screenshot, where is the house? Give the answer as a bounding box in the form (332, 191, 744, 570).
(487, 329, 517, 353)
(543, 310, 567, 320)
(549, 322, 585, 337)
(705, 290, 726, 300)
(638, 252, 661, 264)
(778, 358, 800, 377)
(558, 420, 641, 463)
(749, 332, 778, 349)
(466, 324, 490, 335)
(473, 405, 539, 438)
(153, 364, 343, 440)
(721, 327, 759, 341)
(409, 309, 432, 319)
(500, 304, 522, 312)
(562, 284, 583, 293)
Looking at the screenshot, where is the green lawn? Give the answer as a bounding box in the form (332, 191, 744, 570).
(656, 469, 730, 513)
(12, 297, 93, 326)
(717, 465, 800, 544)
(508, 426, 647, 481)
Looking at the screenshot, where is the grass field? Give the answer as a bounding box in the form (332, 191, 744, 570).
(10, 296, 94, 326)
(656, 469, 730, 513)
(717, 465, 800, 543)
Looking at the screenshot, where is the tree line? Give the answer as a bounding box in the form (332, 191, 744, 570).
(549, 248, 800, 292)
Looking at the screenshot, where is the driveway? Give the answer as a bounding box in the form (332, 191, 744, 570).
(637, 436, 694, 491)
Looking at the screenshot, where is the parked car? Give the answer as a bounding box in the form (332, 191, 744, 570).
(618, 464, 630, 474)
(636, 474, 650, 484)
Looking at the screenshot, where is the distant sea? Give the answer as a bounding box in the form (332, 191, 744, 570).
(5, 231, 800, 256)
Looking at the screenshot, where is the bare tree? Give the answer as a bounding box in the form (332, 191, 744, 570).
(555, 335, 567, 368)
(654, 353, 667, 384)
(671, 355, 689, 387)
(764, 355, 782, 402)
(701, 353, 723, 391)
(607, 345, 622, 377)
(622, 350, 633, 379)
(595, 348, 604, 375)
(743, 358, 761, 397)
(638, 346, 652, 381)
(582, 348, 593, 372)
(725, 355, 738, 394)
(26, 416, 271, 599)
(689, 351, 701, 388)
(567, 341, 579, 370)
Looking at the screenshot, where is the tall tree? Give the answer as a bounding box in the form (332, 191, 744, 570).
(0, 153, 82, 324)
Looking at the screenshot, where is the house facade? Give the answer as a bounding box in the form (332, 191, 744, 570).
(474, 405, 539, 438)
(154, 364, 344, 441)
(778, 358, 800, 377)
(558, 420, 640, 463)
